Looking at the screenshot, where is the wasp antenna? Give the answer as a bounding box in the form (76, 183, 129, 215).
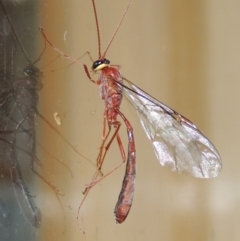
(102, 0, 133, 58)
(92, 0, 102, 59)
(31, 39, 46, 65)
(0, 1, 31, 64)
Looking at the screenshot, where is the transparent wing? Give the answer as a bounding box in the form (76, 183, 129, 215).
(118, 78, 221, 178)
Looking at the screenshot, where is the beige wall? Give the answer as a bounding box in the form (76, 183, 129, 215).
(38, 0, 240, 240)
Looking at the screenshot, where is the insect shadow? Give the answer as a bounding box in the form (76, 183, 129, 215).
(0, 1, 80, 233)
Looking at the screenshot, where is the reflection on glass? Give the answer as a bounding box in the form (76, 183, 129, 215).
(0, 1, 43, 240)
